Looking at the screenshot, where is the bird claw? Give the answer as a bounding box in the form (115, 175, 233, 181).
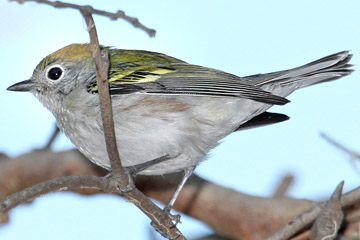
(164, 206, 182, 225)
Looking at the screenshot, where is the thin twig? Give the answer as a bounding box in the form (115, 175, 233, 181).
(81, 11, 126, 180)
(268, 185, 360, 240)
(320, 133, 360, 158)
(321, 133, 360, 175)
(0, 175, 109, 215)
(0, 173, 184, 239)
(42, 124, 60, 150)
(273, 174, 294, 198)
(9, 0, 156, 37)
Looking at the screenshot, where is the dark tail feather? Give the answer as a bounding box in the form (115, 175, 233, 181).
(235, 112, 289, 131)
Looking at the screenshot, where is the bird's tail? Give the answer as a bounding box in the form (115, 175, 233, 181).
(244, 51, 353, 91)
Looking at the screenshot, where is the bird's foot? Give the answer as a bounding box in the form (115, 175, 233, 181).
(164, 206, 182, 225)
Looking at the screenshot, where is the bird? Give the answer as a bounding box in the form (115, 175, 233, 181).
(7, 44, 353, 213)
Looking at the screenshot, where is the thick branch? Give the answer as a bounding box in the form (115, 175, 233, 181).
(1, 150, 360, 239)
(0, 150, 313, 239)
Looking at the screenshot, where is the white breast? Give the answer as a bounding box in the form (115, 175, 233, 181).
(54, 91, 271, 175)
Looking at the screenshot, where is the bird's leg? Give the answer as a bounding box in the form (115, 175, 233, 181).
(125, 154, 172, 176)
(164, 166, 196, 223)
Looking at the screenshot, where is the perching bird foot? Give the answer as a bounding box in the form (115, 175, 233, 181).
(164, 206, 182, 225)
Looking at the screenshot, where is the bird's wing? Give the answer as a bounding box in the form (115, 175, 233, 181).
(87, 52, 289, 106)
(141, 64, 289, 105)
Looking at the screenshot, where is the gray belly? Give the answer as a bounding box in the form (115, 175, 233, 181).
(56, 94, 271, 175)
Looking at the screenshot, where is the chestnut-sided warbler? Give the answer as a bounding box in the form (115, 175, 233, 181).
(7, 44, 353, 211)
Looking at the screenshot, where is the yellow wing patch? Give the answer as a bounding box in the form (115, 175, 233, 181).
(88, 67, 176, 93)
(109, 67, 176, 84)
(109, 71, 160, 84)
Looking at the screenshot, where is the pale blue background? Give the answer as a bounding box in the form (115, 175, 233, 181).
(0, 0, 359, 239)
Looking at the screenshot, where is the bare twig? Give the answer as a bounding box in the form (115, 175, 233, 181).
(321, 133, 360, 175)
(268, 184, 360, 240)
(310, 181, 344, 240)
(42, 124, 60, 150)
(0, 171, 182, 240)
(273, 174, 295, 198)
(0, 175, 109, 214)
(320, 133, 360, 158)
(81, 11, 126, 180)
(9, 0, 156, 37)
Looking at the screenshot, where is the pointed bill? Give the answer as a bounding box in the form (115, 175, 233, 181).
(7, 80, 34, 92)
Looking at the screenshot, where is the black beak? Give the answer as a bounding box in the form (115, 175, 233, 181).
(7, 80, 34, 92)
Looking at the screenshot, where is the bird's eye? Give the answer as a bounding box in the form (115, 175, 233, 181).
(47, 67, 63, 81)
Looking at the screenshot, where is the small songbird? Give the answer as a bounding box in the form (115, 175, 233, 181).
(7, 44, 353, 212)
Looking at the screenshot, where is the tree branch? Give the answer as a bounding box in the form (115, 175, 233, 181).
(0, 175, 109, 214)
(9, 0, 156, 37)
(0, 150, 314, 239)
(310, 181, 344, 240)
(321, 133, 360, 175)
(268, 183, 360, 240)
(1, 150, 360, 239)
(272, 174, 294, 198)
(81, 11, 126, 181)
(320, 133, 360, 159)
(42, 124, 60, 150)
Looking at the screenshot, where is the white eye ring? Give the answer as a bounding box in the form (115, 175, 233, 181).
(46, 64, 65, 81)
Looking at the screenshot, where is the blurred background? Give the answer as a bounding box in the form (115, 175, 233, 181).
(0, 0, 359, 239)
